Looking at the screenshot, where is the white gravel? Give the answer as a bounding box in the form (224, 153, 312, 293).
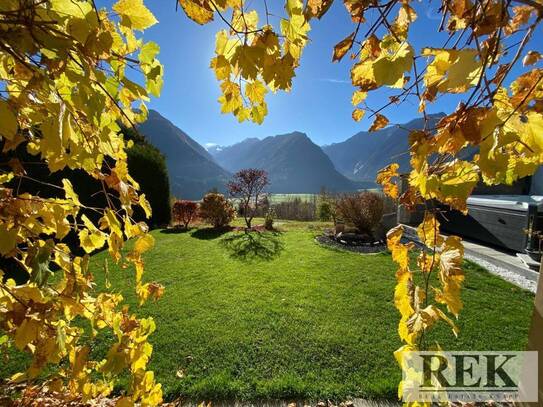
(464, 253, 537, 293)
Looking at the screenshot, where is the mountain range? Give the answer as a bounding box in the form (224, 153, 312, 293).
(138, 110, 230, 200)
(210, 132, 356, 193)
(137, 110, 441, 199)
(322, 113, 445, 182)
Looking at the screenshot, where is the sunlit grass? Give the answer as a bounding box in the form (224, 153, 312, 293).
(0, 220, 535, 402)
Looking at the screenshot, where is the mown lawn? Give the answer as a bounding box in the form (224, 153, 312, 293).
(1, 220, 536, 402)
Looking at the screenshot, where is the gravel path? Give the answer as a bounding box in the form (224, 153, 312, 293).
(463, 252, 538, 293)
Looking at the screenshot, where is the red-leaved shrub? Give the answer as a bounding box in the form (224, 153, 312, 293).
(172, 200, 199, 229)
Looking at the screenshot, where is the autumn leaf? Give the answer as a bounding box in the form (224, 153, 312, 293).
(178, 0, 214, 25)
(245, 80, 268, 104)
(332, 33, 355, 62)
(134, 234, 155, 254)
(351, 90, 367, 106)
(210, 56, 231, 80)
(523, 51, 542, 66)
(0, 101, 17, 140)
(113, 0, 158, 30)
(0, 224, 18, 255)
(62, 179, 80, 206)
(422, 48, 483, 94)
(305, 0, 333, 19)
(139, 41, 160, 65)
(376, 163, 400, 198)
(352, 108, 365, 122)
(369, 113, 389, 131)
(417, 212, 444, 249)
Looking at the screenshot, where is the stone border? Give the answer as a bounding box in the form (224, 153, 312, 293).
(315, 235, 387, 254)
(401, 224, 538, 293)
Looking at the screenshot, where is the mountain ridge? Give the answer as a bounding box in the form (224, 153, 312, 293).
(322, 113, 445, 183)
(138, 110, 230, 199)
(210, 131, 357, 193)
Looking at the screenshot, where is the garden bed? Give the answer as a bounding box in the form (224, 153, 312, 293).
(315, 235, 387, 254)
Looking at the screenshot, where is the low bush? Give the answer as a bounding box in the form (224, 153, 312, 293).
(335, 192, 384, 236)
(172, 200, 199, 229)
(317, 200, 333, 221)
(264, 208, 275, 230)
(199, 193, 236, 228)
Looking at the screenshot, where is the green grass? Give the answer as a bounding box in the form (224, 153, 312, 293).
(0, 220, 535, 402)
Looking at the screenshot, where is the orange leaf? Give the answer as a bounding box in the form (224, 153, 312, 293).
(369, 113, 389, 131)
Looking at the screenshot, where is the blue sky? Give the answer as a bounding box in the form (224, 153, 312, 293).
(100, 1, 542, 147)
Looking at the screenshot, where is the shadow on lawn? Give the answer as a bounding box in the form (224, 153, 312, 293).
(220, 231, 284, 261)
(160, 227, 192, 234)
(191, 227, 232, 240)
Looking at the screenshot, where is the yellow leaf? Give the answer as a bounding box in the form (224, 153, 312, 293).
(351, 90, 367, 106)
(0, 172, 14, 184)
(426, 160, 479, 213)
(372, 41, 413, 88)
(376, 163, 399, 198)
(231, 9, 258, 33)
(134, 234, 155, 254)
(417, 212, 444, 249)
(245, 80, 267, 104)
(369, 113, 389, 131)
(14, 319, 39, 350)
(352, 108, 365, 122)
(113, 0, 158, 30)
(62, 179, 80, 206)
(351, 39, 413, 90)
(0, 100, 17, 140)
(210, 55, 231, 80)
(422, 48, 482, 94)
(434, 235, 465, 316)
(79, 215, 107, 253)
(332, 33, 354, 62)
(139, 194, 152, 218)
(139, 41, 160, 65)
(250, 103, 267, 124)
(280, 14, 310, 45)
(0, 224, 17, 255)
(387, 225, 410, 271)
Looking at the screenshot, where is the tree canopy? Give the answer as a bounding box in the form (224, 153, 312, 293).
(1, 0, 164, 404)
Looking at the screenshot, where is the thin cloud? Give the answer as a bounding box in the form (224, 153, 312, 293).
(317, 78, 351, 84)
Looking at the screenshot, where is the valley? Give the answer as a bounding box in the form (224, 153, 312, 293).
(139, 110, 444, 200)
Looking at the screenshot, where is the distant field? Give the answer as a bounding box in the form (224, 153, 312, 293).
(268, 193, 316, 203)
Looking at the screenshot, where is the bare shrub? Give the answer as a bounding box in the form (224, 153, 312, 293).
(335, 192, 384, 236)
